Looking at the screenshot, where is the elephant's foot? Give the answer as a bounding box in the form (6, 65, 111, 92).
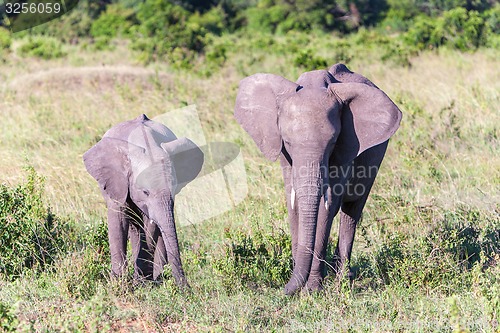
(173, 274, 190, 289)
(305, 275, 324, 293)
(284, 276, 306, 295)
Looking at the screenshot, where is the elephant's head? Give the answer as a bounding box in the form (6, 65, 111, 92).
(83, 114, 203, 286)
(235, 64, 401, 293)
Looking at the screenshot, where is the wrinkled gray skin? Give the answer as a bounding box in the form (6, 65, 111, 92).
(83, 114, 203, 287)
(235, 64, 402, 295)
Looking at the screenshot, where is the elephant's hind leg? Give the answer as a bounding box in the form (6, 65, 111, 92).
(333, 202, 362, 280)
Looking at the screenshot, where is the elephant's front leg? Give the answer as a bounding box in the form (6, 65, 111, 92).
(306, 180, 341, 291)
(334, 141, 388, 280)
(280, 152, 298, 261)
(106, 201, 130, 278)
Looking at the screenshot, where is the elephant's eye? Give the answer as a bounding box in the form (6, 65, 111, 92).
(142, 189, 150, 196)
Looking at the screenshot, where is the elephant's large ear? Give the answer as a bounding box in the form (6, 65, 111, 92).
(83, 138, 130, 204)
(161, 137, 204, 193)
(328, 69, 402, 165)
(234, 73, 299, 161)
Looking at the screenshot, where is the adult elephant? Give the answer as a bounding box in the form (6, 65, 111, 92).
(83, 114, 203, 287)
(235, 64, 402, 295)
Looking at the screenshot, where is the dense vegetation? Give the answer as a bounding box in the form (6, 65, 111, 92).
(0, 0, 498, 331)
(2, 0, 499, 65)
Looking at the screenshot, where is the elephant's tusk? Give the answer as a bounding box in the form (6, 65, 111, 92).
(323, 183, 331, 212)
(324, 190, 329, 211)
(291, 187, 296, 210)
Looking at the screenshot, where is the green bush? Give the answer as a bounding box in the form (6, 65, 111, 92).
(293, 49, 328, 71)
(29, 8, 93, 43)
(380, 9, 412, 32)
(404, 8, 489, 51)
(336, 0, 389, 27)
(0, 167, 67, 278)
(433, 8, 488, 50)
(89, 36, 115, 51)
(131, 0, 210, 66)
(244, 5, 289, 34)
(188, 6, 227, 35)
(364, 206, 499, 291)
(60, 248, 109, 300)
(18, 37, 66, 59)
(404, 15, 439, 50)
(244, 1, 337, 34)
(0, 28, 12, 50)
(482, 4, 500, 34)
(214, 224, 292, 290)
(90, 4, 135, 38)
(380, 41, 415, 67)
(0, 302, 18, 332)
(198, 41, 228, 76)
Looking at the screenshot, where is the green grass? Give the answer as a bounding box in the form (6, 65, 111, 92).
(0, 32, 498, 332)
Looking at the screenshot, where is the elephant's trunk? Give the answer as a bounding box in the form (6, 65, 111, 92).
(153, 193, 188, 287)
(284, 158, 323, 295)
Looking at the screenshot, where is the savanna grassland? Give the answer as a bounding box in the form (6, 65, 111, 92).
(0, 2, 499, 331)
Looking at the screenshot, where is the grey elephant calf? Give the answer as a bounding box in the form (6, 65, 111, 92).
(84, 114, 203, 286)
(235, 64, 402, 295)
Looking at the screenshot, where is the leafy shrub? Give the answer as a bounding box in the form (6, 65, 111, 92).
(244, 1, 337, 34)
(365, 206, 499, 291)
(29, 8, 93, 44)
(380, 41, 415, 67)
(0, 302, 18, 332)
(0, 167, 67, 278)
(433, 8, 488, 50)
(293, 49, 328, 71)
(188, 6, 227, 35)
(18, 37, 66, 59)
(404, 15, 439, 50)
(0, 28, 12, 50)
(336, 0, 389, 27)
(214, 225, 292, 290)
(60, 248, 109, 299)
(380, 9, 412, 32)
(90, 4, 135, 38)
(131, 0, 211, 66)
(198, 41, 228, 76)
(244, 5, 289, 34)
(89, 36, 115, 51)
(481, 4, 500, 47)
(404, 8, 489, 50)
(482, 4, 500, 34)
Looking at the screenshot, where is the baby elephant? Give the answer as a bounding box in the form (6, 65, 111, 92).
(84, 114, 203, 286)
